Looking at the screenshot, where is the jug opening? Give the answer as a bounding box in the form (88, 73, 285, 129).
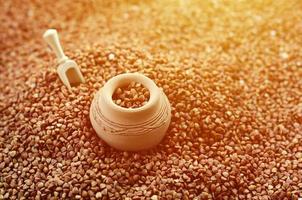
(112, 80, 150, 109)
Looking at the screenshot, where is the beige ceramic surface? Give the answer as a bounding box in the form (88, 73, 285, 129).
(90, 73, 171, 151)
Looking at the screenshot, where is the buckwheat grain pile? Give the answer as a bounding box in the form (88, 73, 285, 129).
(1, 0, 302, 199)
(112, 82, 150, 109)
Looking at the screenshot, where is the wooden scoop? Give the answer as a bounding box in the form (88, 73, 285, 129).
(43, 29, 85, 90)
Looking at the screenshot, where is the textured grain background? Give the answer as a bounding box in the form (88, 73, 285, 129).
(1, 0, 302, 199)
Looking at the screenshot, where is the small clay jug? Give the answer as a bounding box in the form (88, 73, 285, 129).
(90, 73, 171, 151)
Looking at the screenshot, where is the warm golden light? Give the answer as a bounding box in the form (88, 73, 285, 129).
(1, 0, 301, 199)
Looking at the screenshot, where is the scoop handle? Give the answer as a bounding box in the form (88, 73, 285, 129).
(43, 29, 68, 64)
